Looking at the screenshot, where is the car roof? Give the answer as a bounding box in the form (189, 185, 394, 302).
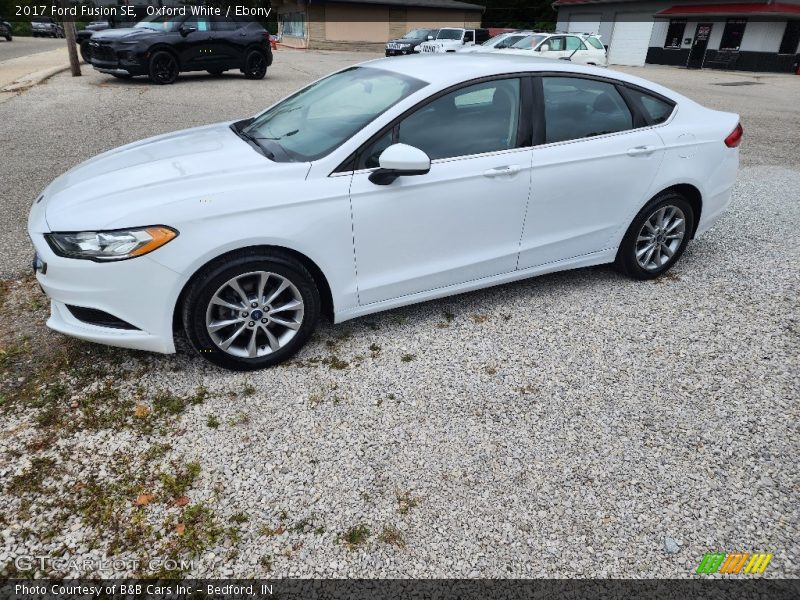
(361, 53, 686, 103)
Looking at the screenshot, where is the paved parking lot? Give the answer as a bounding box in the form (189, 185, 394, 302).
(0, 51, 797, 578)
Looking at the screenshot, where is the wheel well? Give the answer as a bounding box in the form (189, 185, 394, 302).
(172, 245, 335, 331)
(664, 184, 702, 237)
(147, 45, 180, 68)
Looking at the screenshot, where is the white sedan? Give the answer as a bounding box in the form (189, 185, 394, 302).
(498, 33, 608, 66)
(29, 55, 741, 370)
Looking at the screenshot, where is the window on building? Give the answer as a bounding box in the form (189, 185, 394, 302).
(778, 20, 800, 54)
(719, 19, 747, 51)
(280, 12, 306, 38)
(664, 19, 687, 49)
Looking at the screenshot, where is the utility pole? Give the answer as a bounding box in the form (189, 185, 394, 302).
(61, 1, 81, 76)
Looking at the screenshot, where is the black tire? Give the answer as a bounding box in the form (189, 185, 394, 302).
(244, 49, 267, 80)
(111, 73, 132, 79)
(182, 250, 320, 371)
(615, 191, 695, 280)
(148, 50, 179, 85)
(79, 40, 91, 63)
(207, 69, 225, 76)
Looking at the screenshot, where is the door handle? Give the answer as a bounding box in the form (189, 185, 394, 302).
(627, 145, 658, 157)
(483, 165, 522, 177)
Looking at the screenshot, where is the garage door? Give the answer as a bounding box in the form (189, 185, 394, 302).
(608, 16, 654, 66)
(567, 13, 601, 35)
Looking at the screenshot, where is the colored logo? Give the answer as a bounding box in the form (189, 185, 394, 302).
(696, 552, 773, 575)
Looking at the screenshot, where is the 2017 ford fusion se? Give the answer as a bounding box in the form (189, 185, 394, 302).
(28, 55, 741, 370)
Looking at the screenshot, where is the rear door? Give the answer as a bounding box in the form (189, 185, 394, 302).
(209, 16, 242, 68)
(518, 75, 666, 269)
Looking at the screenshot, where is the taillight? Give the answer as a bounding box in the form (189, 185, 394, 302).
(725, 123, 743, 148)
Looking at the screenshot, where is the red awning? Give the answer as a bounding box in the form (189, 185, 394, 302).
(655, 2, 800, 17)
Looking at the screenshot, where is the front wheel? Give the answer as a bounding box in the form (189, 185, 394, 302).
(79, 40, 91, 63)
(244, 49, 267, 79)
(149, 50, 179, 85)
(182, 251, 320, 370)
(615, 192, 694, 280)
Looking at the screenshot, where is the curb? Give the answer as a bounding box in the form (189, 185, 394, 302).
(1, 63, 71, 92)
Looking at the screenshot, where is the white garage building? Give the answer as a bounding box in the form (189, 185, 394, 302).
(554, 0, 800, 72)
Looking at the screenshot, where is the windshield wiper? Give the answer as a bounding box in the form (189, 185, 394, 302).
(231, 123, 275, 160)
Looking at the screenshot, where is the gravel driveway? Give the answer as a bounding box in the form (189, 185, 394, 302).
(0, 53, 797, 578)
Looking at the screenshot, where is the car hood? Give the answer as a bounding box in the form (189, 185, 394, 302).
(91, 27, 155, 41)
(388, 37, 424, 44)
(37, 123, 310, 232)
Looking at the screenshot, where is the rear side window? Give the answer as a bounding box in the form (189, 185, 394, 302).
(626, 89, 675, 124)
(566, 36, 586, 51)
(542, 77, 633, 143)
(586, 37, 604, 49)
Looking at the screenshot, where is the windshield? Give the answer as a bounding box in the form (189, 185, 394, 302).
(243, 67, 426, 162)
(482, 33, 509, 46)
(511, 34, 549, 49)
(437, 28, 463, 40)
(404, 28, 432, 39)
(134, 15, 183, 32)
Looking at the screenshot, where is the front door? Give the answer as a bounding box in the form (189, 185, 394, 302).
(518, 75, 665, 269)
(687, 23, 713, 69)
(349, 77, 532, 305)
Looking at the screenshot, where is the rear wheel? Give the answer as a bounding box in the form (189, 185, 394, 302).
(182, 251, 320, 370)
(244, 50, 267, 79)
(149, 50, 179, 85)
(615, 192, 694, 280)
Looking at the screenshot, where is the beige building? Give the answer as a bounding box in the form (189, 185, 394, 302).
(272, 0, 485, 50)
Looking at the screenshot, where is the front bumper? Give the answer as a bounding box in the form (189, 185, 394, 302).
(30, 233, 182, 354)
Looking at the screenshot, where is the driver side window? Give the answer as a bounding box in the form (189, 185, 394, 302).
(360, 78, 521, 168)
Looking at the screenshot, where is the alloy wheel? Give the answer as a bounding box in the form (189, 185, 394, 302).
(152, 54, 177, 83)
(246, 52, 267, 78)
(205, 271, 304, 358)
(635, 205, 686, 271)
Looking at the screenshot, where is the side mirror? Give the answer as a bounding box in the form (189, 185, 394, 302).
(179, 26, 196, 37)
(369, 143, 431, 185)
(427, 35, 434, 40)
(539, 43, 550, 52)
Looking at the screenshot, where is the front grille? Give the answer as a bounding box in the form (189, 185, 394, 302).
(90, 43, 117, 63)
(66, 305, 138, 330)
(421, 45, 437, 53)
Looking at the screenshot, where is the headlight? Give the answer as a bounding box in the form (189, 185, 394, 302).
(45, 226, 178, 261)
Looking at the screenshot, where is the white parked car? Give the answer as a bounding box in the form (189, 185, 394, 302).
(498, 32, 608, 66)
(29, 55, 741, 370)
(416, 27, 490, 53)
(456, 31, 533, 53)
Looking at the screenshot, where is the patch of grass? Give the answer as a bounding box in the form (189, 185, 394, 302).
(242, 382, 256, 397)
(259, 525, 286, 537)
(158, 462, 201, 501)
(470, 314, 489, 324)
(379, 526, 406, 548)
(369, 343, 381, 354)
(397, 491, 420, 515)
(400, 353, 416, 363)
(228, 412, 250, 426)
(323, 355, 349, 370)
(6, 457, 57, 496)
(484, 366, 497, 375)
(206, 415, 220, 429)
(340, 524, 370, 549)
(259, 554, 273, 571)
(443, 310, 455, 322)
(229, 512, 249, 524)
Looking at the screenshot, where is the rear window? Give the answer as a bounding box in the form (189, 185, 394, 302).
(627, 89, 675, 124)
(586, 37, 604, 50)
